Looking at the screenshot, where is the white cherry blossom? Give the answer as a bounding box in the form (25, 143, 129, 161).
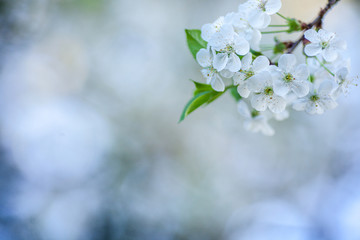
(304, 29, 346, 62)
(293, 81, 337, 114)
(233, 53, 270, 98)
(208, 25, 250, 72)
(240, 0, 282, 29)
(271, 54, 310, 97)
(247, 71, 287, 113)
(201, 16, 225, 42)
(196, 48, 225, 92)
(238, 100, 275, 136)
(333, 67, 356, 98)
(225, 10, 262, 50)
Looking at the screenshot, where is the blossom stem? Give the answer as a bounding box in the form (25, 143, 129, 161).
(315, 57, 335, 76)
(261, 30, 289, 34)
(276, 13, 288, 20)
(225, 85, 236, 91)
(268, 25, 288, 27)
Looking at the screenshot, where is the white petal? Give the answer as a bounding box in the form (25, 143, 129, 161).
(250, 29, 262, 51)
(251, 94, 268, 111)
(244, 119, 259, 133)
(245, 116, 275, 136)
(260, 121, 275, 136)
(318, 29, 335, 42)
(252, 56, 270, 73)
(294, 64, 309, 80)
(237, 101, 251, 118)
(318, 80, 334, 95)
(208, 24, 234, 50)
(208, 34, 226, 50)
(226, 53, 241, 72)
(265, 0, 282, 15)
(270, 69, 283, 81)
(233, 72, 247, 85)
(226, 12, 246, 28)
(268, 95, 286, 113)
(322, 48, 338, 62)
(304, 43, 322, 57)
(332, 39, 347, 51)
(211, 74, 225, 92)
(268, 65, 280, 73)
(308, 83, 315, 94)
(247, 71, 272, 92)
(237, 84, 251, 98)
(290, 80, 309, 97)
(244, 116, 275, 136)
(213, 53, 228, 71)
(336, 67, 349, 84)
(332, 87, 343, 99)
(220, 69, 235, 78)
(273, 79, 290, 96)
(320, 97, 338, 110)
(306, 102, 324, 115)
(241, 53, 253, 70)
(304, 29, 320, 43)
(196, 48, 212, 67)
(248, 11, 270, 29)
(274, 110, 289, 121)
(213, 16, 225, 29)
(201, 24, 216, 42)
(201, 69, 213, 84)
(278, 54, 297, 72)
(293, 99, 308, 111)
(261, 13, 271, 29)
(234, 35, 250, 55)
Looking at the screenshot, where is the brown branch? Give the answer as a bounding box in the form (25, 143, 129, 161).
(286, 0, 341, 54)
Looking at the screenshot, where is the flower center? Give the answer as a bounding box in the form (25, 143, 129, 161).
(321, 41, 329, 49)
(310, 94, 320, 102)
(264, 87, 274, 96)
(219, 44, 235, 54)
(216, 44, 235, 55)
(240, 70, 255, 79)
(225, 45, 234, 52)
(283, 73, 295, 83)
(251, 110, 260, 118)
(206, 66, 217, 77)
(258, 0, 267, 11)
(339, 76, 346, 85)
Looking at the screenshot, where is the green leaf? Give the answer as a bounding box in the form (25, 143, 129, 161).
(230, 87, 242, 102)
(192, 80, 224, 103)
(207, 91, 224, 104)
(179, 89, 225, 123)
(179, 91, 213, 122)
(192, 81, 213, 95)
(185, 29, 208, 59)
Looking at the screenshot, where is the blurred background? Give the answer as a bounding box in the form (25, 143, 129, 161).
(0, 0, 360, 239)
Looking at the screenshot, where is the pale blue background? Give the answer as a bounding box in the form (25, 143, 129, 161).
(0, 0, 360, 239)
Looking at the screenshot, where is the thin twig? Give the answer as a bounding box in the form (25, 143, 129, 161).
(286, 0, 341, 53)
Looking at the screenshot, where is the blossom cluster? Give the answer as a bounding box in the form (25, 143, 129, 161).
(185, 0, 357, 136)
